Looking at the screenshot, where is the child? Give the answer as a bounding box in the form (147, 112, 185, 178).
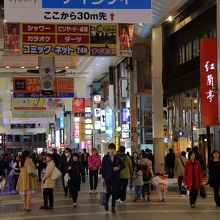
(133, 164, 144, 201)
(152, 173, 168, 202)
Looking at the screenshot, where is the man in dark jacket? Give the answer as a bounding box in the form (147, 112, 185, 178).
(59, 148, 72, 197)
(165, 148, 175, 178)
(81, 149, 89, 183)
(102, 143, 125, 213)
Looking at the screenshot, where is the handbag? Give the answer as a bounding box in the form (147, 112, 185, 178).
(51, 166, 62, 181)
(200, 185, 207, 198)
(180, 183, 187, 195)
(64, 173, 71, 187)
(27, 165, 37, 177)
(99, 186, 107, 206)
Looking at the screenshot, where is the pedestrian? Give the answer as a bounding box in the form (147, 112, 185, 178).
(88, 148, 101, 195)
(81, 149, 89, 183)
(59, 148, 72, 197)
(40, 154, 55, 210)
(165, 148, 175, 178)
(175, 151, 187, 193)
(102, 143, 125, 213)
(184, 151, 203, 208)
(193, 146, 206, 172)
(12, 155, 20, 194)
(52, 149, 61, 168)
(133, 164, 144, 201)
(68, 153, 82, 207)
(16, 151, 37, 212)
(8, 156, 16, 194)
(130, 151, 139, 191)
(208, 150, 220, 207)
(152, 173, 168, 202)
(117, 146, 133, 203)
(139, 152, 153, 202)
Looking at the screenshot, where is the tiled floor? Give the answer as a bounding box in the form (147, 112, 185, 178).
(0, 179, 219, 220)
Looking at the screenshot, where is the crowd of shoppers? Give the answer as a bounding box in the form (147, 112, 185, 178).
(1, 143, 220, 213)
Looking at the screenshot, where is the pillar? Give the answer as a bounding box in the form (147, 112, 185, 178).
(217, 0, 220, 148)
(152, 26, 164, 173)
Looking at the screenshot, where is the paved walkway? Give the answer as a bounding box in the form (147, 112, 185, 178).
(0, 179, 219, 220)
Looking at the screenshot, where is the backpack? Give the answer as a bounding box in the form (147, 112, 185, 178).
(141, 165, 151, 182)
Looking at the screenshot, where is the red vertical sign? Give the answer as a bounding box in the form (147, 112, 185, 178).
(200, 39, 218, 126)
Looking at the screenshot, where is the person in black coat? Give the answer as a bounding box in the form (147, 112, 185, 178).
(59, 148, 72, 197)
(67, 153, 82, 207)
(208, 150, 220, 207)
(102, 143, 125, 213)
(81, 149, 89, 183)
(165, 148, 175, 178)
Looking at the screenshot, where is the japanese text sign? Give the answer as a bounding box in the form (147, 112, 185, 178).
(4, 0, 152, 24)
(21, 23, 118, 56)
(200, 38, 218, 126)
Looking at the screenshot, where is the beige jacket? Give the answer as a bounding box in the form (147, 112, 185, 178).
(16, 158, 37, 191)
(42, 160, 56, 189)
(175, 156, 187, 177)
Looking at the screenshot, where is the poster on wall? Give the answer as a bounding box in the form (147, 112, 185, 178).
(4, 23, 20, 55)
(105, 107, 113, 139)
(118, 24, 134, 57)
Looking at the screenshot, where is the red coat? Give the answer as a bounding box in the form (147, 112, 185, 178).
(184, 160, 202, 191)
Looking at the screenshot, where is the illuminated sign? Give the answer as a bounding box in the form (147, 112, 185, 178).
(94, 108, 101, 117)
(94, 95, 101, 104)
(105, 107, 113, 139)
(74, 117, 80, 141)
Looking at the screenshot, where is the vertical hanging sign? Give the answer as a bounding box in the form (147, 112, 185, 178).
(200, 38, 218, 126)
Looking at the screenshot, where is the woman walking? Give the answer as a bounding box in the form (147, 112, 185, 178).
(68, 153, 82, 207)
(184, 151, 203, 208)
(88, 148, 101, 195)
(16, 151, 37, 212)
(40, 154, 55, 210)
(208, 150, 220, 207)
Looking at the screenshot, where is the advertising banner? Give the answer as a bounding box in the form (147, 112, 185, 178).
(118, 24, 134, 57)
(105, 107, 113, 139)
(4, 0, 152, 24)
(90, 24, 117, 56)
(121, 108, 130, 123)
(21, 23, 118, 56)
(4, 23, 20, 55)
(73, 98, 85, 114)
(13, 77, 74, 98)
(200, 39, 218, 126)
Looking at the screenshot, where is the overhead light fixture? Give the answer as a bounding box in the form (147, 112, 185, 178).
(65, 66, 69, 69)
(139, 23, 143, 26)
(96, 63, 100, 66)
(167, 16, 173, 22)
(35, 66, 39, 69)
(21, 66, 25, 69)
(3, 19, 6, 23)
(90, 69, 94, 72)
(5, 66, 10, 69)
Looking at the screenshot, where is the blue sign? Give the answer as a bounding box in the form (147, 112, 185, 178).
(121, 108, 130, 123)
(13, 92, 74, 98)
(60, 111, 65, 129)
(42, 0, 151, 9)
(105, 107, 113, 139)
(56, 118, 60, 128)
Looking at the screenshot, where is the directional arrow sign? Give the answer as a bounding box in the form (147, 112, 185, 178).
(4, 0, 152, 23)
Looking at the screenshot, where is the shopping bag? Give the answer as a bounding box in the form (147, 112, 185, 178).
(180, 183, 187, 195)
(64, 173, 71, 187)
(51, 167, 62, 181)
(99, 188, 107, 206)
(200, 185, 206, 198)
